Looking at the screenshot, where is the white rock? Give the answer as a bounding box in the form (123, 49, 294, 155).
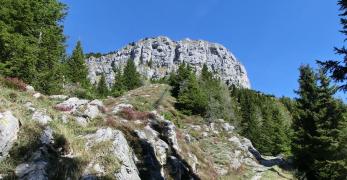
(85, 128, 140, 180)
(189, 125, 201, 131)
(26, 85, 35, 93)
(0, 111, 20, 161)
(75, 117, 88, 127)
(33, 93, 42, 99)
(84, 104, 100, 119)
(24, 102, 36, 112)
(222, 123, 235, 132)
(60, 114, 68, 124)
(49, 95, 68, 101)
(56, 97, 89, 112)
(188, 153, 199, 173)
(32, 110, 52, 125)
(136, 125, 169, 166)
(89, 99, 103, 107)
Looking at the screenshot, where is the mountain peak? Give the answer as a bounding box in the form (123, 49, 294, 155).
(86, 36, 251, 88)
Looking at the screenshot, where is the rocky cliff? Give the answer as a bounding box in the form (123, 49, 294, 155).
(86, 36, 250, 88)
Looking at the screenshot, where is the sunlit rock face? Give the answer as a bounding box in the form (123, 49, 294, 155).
(86, 36, 250, 88)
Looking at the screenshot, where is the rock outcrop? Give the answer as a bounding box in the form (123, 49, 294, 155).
(84, 128, 141, 180)
(86, 36, 250, 88)
(0, 111, 20, 161)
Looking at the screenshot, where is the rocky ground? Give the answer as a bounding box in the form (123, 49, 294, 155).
(0, 83, 294, 180)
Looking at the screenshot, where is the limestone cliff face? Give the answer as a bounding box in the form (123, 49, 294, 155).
(86, 36, 250, 88)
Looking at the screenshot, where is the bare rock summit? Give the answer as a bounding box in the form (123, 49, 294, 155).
(86, 36, 250, 88)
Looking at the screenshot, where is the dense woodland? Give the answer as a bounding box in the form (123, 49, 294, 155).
(0, 0, 347, 179)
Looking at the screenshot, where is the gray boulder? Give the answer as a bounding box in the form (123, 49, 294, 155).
(84, 128, 140, 180)
(32, 110, 52, 125)
(0, 111, 20, 161)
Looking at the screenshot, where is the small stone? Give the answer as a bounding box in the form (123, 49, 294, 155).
(32, 110, 52, 125)
(49, 95, 68, 101)
(222, 123, 235, 132)
(26, 85, 35, 93)
(75, 117, 88, 127)
(33, 93, 42, 99)
(40, 127, 54, 145)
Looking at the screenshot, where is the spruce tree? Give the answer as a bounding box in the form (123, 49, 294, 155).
(176, 71, 208, 115)
(313, 71, 347, 179)
(123, 59, 142, 90)
(169, 62, 191, 97)
(112, 68, 126, 97)
(67, 41, 89, 87)
(96, 74, 109, 98)
(0, 0, 67, 94)
(292, 65, 321, 179)
(318, 0, 347, 91)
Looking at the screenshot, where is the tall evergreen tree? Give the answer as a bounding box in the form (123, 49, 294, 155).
(123, 59, 142, 90)
(67, 41, 89, 87)
(112, 68, 126, 97)
(176, 71, 208, 115)
(318, 0, 347, 91)
(292, 65, 321, 179)
(312, 71, 347, 179)
(292, 65, 347, 179)
(169, 62, 191, 97)
(0, 0, 67, 94)
(96, 74, 109, 98)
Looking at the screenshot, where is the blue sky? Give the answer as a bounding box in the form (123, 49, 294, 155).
(61, 0, 346, 99)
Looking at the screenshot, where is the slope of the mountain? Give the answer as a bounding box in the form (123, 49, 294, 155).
(86, 36, 250, 88)
(0, 81, 294, 180)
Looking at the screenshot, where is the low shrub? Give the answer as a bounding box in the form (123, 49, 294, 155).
(2, 77, 27, 91)
(54, 104, 73, 112)
(119, 107, 155, 121)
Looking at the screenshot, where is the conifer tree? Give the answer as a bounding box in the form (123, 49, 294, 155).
(176, 71, 208, 115)
(318, 0, 347, 91)
(112, 68, 126, 97)
(0, 0, 67, 94)
(292, 65, 321, 179)
(169, 62, 191, 97)
(67, 41, 89, 87)
(123, 59, 142, 90)
(96, 74, 109, 98)
(312, 71, 347, 179)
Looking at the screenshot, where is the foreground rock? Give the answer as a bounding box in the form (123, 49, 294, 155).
(83, 128, 141, 180)
(15, 127, 54, 180)
(0, 111, 20, 161)
(86, 36, 250, 88)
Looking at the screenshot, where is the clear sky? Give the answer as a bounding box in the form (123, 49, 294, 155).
(61, 0, 346, 99)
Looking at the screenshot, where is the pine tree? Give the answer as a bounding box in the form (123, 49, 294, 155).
(292, 65, 321, 179)
(169, 62, 191, 97)
(96, 74, 109, 98)
(123, 59, 142, 90)
(67, 41, 89, 87)
(176, 71, 208, 115)
(112, 68, 126, 97)
(313, 71, 347, 179)
(201, 63, 213, 81)
(318, 0, 347, 91)
(0, 0, 67, 94)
